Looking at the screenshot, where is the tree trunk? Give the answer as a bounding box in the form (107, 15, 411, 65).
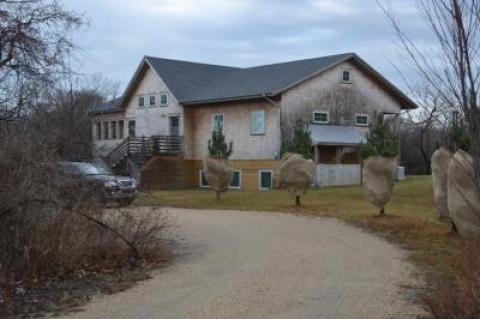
(216, 190, 220, 200)
(419, 128, 432, 174)
(295, 196, 301, 206)
(379, 208, 385, 215)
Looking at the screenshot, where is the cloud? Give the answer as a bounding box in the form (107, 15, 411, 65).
(67, 0, 432, 91)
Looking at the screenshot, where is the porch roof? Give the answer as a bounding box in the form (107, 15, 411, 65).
(310, 124, 366, 146)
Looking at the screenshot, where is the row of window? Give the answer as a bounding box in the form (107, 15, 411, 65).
(138, 93, 168, 107)
(213, 110, 266, 135)
(96, 120, 136, 140)
(200, 169, 273, 190)
(312, 111, 369, 126)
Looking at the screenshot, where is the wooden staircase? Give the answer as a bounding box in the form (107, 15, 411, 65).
(105, 136, 184, 178)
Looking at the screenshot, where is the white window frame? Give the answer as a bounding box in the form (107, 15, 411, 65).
(251, 110, 265, 135)
(199, 170, 211, 188)
(354, 113, 370, 126)
(229, 170, 242, 189)
(312, 110, 330, 124)
(149, 95, 156, 106)
(160, 93, 168, 106)
(258, 170, 273, 191)
(213, 113, 224, 132)
(341, 69, 352, 83)
(138, 95, 145, 107)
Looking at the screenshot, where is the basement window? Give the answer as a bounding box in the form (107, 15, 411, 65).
(199, 170, 210, 188)
(230, 170, 241, 189)
(259, 170, 273, 190)
(355, 113, 369, 126)
(313, 111, 329, 124)
(200, 170, 242, 189)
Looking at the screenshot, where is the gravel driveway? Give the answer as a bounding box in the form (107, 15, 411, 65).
(59, 208, 422, 319)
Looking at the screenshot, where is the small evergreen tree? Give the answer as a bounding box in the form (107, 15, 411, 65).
(281, 120, 313, 159)
(360, 113, 398, 159)
(208, 130, 233, 158)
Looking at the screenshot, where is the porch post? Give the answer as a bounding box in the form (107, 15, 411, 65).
(335, 146, 342, 164)
(314, 145, 320, 164)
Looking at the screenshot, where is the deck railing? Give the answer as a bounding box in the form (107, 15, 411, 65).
(106, 135, 183, 168)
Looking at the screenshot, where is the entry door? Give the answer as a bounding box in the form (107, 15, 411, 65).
(169, 116, 180, 136)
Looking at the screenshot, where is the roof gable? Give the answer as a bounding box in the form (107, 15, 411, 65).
(95, 53, 417, 114)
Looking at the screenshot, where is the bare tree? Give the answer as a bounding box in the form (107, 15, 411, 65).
(0, 0, 83, 121)
(401, 84, 450, 173)
(380, 0, 480, 178)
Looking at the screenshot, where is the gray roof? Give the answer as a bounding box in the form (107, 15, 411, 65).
(146, 53, 353, 104)
(95, 53, 417, 113)
(96, 97, 122, 114)
(310, 124, 366, 146)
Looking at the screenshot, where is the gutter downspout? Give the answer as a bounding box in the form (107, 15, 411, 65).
(262, 94, 282, 160)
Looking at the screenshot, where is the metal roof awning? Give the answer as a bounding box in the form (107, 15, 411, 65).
(310, 124, 366, 146)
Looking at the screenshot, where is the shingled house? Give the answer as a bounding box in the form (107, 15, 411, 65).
(93, 53, 416, 190)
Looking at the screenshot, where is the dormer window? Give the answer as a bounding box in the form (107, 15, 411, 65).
(313, 111, 329, 124)
(138, 96, 145, 107)
(342, 70, 352, 83)
(149, 95, 156, 106)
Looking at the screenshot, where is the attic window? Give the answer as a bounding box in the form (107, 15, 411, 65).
(149, 95, 156, 106)
(342, 70, 352, 83)
(160, 94, 168, 106)
(138, 96, 145, 107)
(313, 111, 329, 124)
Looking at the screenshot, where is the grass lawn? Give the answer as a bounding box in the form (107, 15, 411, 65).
(138, 175, 458, 275)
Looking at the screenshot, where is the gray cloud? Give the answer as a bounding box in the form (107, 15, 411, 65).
(68, 0, 432, 92)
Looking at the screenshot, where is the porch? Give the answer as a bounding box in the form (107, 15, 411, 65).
(105, 135, 184, 170)
(310, 125, 366, 187)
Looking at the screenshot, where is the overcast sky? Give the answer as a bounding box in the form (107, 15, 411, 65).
(68, 0, 431, 92)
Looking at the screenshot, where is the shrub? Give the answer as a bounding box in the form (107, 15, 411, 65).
(360, 113, 398, 159)
(281, 120, 313, 159)
(0, 130, 171, 316)
(424, 237, 480, 319)
(208, 130, 233, 158)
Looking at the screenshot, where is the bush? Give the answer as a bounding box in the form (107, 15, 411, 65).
(281, 120, 313, 159)
(360, 113, 398, 159)
(208, 129, 233, 158)
(0, 128, 171, 315)
(424, 237, 480, 318)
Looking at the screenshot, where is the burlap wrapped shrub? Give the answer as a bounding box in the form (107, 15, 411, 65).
(279, 153, 315, 206)
(431, 147, 453, 219)
(203, 156, 234, 199)
(447, 150, 480, 237)
(362, 156, 397, 215)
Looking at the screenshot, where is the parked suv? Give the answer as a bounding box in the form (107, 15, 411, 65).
(59, 162, 138, 207)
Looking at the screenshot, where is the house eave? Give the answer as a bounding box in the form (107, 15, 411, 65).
(181, 93, 277, 106)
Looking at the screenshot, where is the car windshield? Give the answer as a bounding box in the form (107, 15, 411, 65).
(63, 162, 112, 176)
